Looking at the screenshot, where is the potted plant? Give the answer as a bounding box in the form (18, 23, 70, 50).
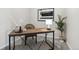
(55, 15, 67, 42)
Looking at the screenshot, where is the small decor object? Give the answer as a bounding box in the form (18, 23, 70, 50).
(45, 19, 52, 30)
(55, 15, 67, 42)
(14, 26, 22, 33)
(19, 26, 22, 32)
(14, 18, 24, 33)
(38, 8, 54, 21)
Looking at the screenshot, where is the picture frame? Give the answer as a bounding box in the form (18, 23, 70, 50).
(38, 8, 54, 21)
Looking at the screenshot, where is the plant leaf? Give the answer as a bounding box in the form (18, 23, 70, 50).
(55, 15, 66, 32)
(62, 17, 67, 21)
(58, 15, 61, 20)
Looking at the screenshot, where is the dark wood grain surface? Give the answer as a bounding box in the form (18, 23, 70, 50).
(9, 28, 54, 36)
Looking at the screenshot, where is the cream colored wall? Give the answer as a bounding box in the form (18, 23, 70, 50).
(66, 8, 79, 49)
(0, 8, 30, 49)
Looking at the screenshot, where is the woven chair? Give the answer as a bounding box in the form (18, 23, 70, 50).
(25, 24, 35, 29)
(24, 24, 37, 45)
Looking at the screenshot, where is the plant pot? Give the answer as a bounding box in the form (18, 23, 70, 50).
(59, 32, 65, 42)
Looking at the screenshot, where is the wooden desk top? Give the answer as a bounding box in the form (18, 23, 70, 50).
(9, 28, 54, 36)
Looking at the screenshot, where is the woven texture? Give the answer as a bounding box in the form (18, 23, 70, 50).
(25, 24, 35, 29)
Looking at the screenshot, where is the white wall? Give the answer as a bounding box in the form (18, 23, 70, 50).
(66, 8, 79, 49)
(0, 8, 30, 49)
(29, 8, 66, 39)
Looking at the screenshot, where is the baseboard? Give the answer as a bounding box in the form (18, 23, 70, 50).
(66, 42, 72, 50)
(0, 44, 8, 50)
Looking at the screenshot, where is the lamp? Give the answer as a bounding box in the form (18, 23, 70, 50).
(45, 19, 52, 30)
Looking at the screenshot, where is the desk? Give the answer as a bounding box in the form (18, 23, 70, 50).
(9, 28, 55, 50)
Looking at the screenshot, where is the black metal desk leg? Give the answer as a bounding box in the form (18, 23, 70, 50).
(13, 36, 15, 50)
(9, 36, 11, 50)
(53, 31, 55, 50)
(45, 33, 47, 42)
(35, 35, 37, 44)
(25, 36, 27, 45)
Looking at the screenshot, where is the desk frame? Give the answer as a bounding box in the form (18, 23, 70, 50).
(9, 30, 55, 50)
